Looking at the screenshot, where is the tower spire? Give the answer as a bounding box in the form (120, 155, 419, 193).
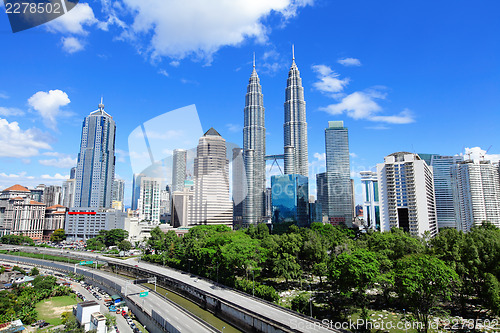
(292, 44, 295, 61)
(98, 96, 104, 111)
(253, 52, 256, 68)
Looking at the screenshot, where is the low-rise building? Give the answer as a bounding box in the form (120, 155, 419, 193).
(74, 301, 100, 331)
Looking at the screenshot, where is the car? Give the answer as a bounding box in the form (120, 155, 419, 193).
(135, 265, 138, 267)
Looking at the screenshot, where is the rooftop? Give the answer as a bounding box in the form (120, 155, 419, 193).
(2, 185, 29, 192)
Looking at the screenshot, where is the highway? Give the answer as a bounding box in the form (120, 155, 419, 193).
(2, 245, 340, 333)
(0, 251, 218, 333)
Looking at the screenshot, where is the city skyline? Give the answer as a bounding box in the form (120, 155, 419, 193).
(0, 0, 499, 207)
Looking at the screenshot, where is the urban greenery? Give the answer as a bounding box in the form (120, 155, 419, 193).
(141, 222, 500, 332)
(0, 250, 80, 264)
(86, 229, 129, 250)
(0, 275, 71, 324)
(50, 228, 66, 243)
(0, 234, 34, 246)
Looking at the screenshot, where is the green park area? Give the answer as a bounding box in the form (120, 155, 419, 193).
(35, 295, 78, 326)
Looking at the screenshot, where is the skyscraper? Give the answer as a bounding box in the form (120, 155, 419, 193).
(377, 152, 438, 237)
(137, 177, 161, 224)
(284, 46, 308, 177)
(74, 100, 116, 208)
(232, 147, 245, 227)
(451, 160, 500, 231)
(112, 178, 125, 203)
(131, 173, 144, 210)
(189, 128, 233, 226)
(429, 155, 464, 230)
(172, 149, 187, 193)
(360, 171, 380, 231)
(324, 121, 353, 226)
(243, 58, 266, 225)
(271, 174, 309, 227)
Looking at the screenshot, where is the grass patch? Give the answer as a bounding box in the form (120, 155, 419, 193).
(35, 295, 78, 326)
(0, 250, 80, 264)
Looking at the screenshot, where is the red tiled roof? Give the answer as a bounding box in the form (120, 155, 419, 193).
(47, 204, 66, 209)
(11, 197, 24, 201)
(30, 200, 45, 205)
(2, 185, 30, 192)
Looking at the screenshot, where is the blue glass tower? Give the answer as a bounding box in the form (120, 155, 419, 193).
(271, 174, 309, 227)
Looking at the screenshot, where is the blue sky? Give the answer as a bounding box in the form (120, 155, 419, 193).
(0, 0, 499, 206)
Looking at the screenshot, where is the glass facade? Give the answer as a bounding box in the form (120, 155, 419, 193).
(271, 174, 309, 227)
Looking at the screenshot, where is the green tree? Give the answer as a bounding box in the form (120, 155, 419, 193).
(29, 267, 39, 276)
(105, 229, 129, 247)
(104, 313, 117, 330)
(50, 228, 66, 243)
(272, 253, 302, 284)
(394, 254, 458, 332)
(118, 240, 132, 252)
(86, 237, 105, 251)
(291, 292, 311, 315)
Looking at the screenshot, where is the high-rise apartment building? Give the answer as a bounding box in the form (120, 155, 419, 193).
(172, 149, 187, 193)
(137, 177, 161, 224)
(243, 59, 266, 225)
(74, 100, 116, 208)
(271, 174, 309, 227)
(284, 47, 308, 177)
(451, 160, 500, 231)
(44, 185, 62, 207)
(189, 128, 233, 227)
(323, 121, 353, 226)
(360, 171, 380, 231)
(377, 152, 438, 237)
(62, 179, 75, 208)
(112, 179, 125, 203)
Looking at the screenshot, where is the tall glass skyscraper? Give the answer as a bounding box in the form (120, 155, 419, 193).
(324, 121, 353, 226)
(172, 149, 187, 193)
(271, 174, 309, 227)
(284, 47, 308, 177)
(74, 100, 115, 208)
(243, 59, 266, 225)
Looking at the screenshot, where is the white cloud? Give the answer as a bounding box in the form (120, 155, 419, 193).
(41, 173, 68, 180)
(312, 64, 350, 94)
(46, 3, 99, 35)
(0, 118, 52, 158)
(28, 90, 71, 130)
(320, 90, 383, 119)
(39, 155, 77, 168)
(115, 149, 129, 163)
(0, 107, 24, 116)
(350, 152, 358, 158)
(116, 0, 313, 62)
(62, 37, 85, 53)
(158, 69, 169, 77)
(370, 108, 415, 124)
(464, 147, 500, 163)
(313, 152, 326, 161)
(170, 61, 180, 67)
(338, 58, 361, 67)
(0, 92, 8, 99)
(226, 123, 242, 133)
(319, 89, 415, 124)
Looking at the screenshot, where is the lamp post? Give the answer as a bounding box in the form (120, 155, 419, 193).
(308, 284, 313, 318)
(252, 269, 255, 297)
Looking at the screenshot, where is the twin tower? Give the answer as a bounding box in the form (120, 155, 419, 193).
(242, 47, 308, 225)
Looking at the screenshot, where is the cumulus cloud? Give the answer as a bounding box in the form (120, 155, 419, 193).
(170, 61, 180, 67)
(46, 3, 99, 35)
(0, 118, 52, 157)
(312, 65, 350, 95)
(338, 58, 361, 66)
(39, 154, 77, 168)
(0, 107, 24, 116)
(0, 172, 69, 190)
(41, 173, 68, 180)
(319, 89, 415, 124)
(464, 147, 500, 163)
(28, 90, 71, 130)
(0, 92, 8, 99)
(115, 0, 313, 62)
(61, 37, 85, 53)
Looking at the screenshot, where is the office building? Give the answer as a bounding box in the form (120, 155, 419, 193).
(171, 188, 193, 228)
(30, 184, 45, 203)
(131, 173, 144, 211)
(271, 174, 309, 227)
(44, 185, 62, 207)
(43, 205, 67, 241)
(232, 148, 245, 227)
(284, 46, 308, 177)
(62, 179, 76, 208)
(428, 155, 464, 230)
(360, 171, 380, 231)
(65, 208, 126, 240)
(112, 179, 125, 204)
(172, 149, 187, 193)
(323, 121, 353, 226)
(189, 128, 233, 227)
(451, 160, 500, 231)
(74, 100, 116, 208)
(137, 177, 161, 224)
(316, 172, 328, 220)
(243, 59, 266, 225)
(377, 152, 438, 237)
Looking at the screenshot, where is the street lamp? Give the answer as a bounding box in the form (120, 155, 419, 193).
(308, 284, 313, 318)
(252, 270, 255, 297)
